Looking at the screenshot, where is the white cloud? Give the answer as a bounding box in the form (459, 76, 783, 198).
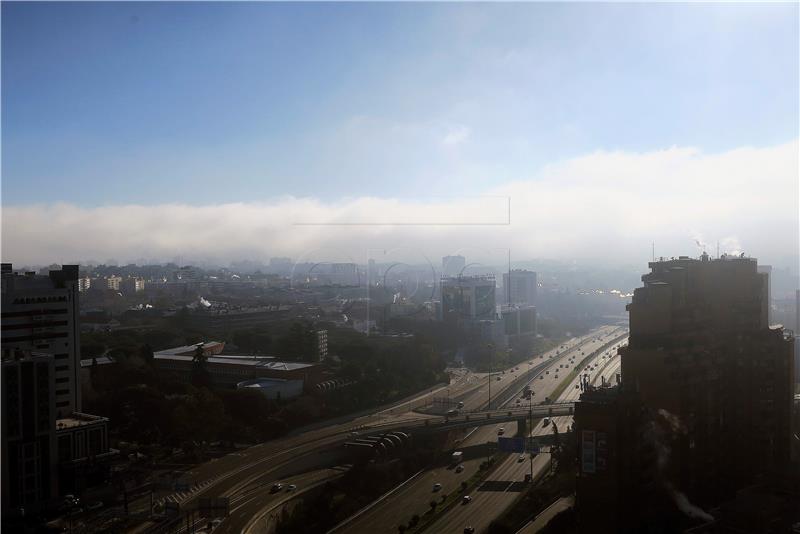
(2, 140, 797, 268)
(442, 125, 471, 146)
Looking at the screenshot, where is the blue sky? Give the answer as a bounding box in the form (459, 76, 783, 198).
(3, 2, 797, 206)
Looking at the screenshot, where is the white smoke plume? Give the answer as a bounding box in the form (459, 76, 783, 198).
(641, 409, 714, 523)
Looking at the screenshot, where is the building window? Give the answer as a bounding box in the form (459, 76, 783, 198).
(56, 401, 69, 408)
(58, 435, 72, 462)
(55, 389, 69, 395)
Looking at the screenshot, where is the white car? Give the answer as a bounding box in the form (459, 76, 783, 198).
(433, 483, 442, 492)
(462, 495, 472, 504)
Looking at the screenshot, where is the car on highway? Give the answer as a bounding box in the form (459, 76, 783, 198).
(271, 483, 283, 493)
(496, 376, 502, 381)
(518, 455, 526, 462)
(287, 484, 297, 491)
(433, 483, 442, 492)
(543, 418, 550, 427)
(455, 464, 465, 473)
(497, 427, 505, 435)
(464, 527, 475, 534)
(462, 495, 472, 504)
(86, 501, 103, 511)
(575, 384, 580, 389)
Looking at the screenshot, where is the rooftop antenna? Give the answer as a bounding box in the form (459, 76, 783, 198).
(716, 241, 720, 259)
(652, 242, 655, 262)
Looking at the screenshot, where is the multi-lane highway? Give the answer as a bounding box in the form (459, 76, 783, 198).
(422, 329, 627, 534)
(334, 326, 626, 534)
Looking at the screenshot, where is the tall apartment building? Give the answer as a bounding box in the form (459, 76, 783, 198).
(1, 264, 82, 417)
(77, 277, 91, 292)
(1, 350, 58, 513)
(575, 254, 794, 531)
(441, 255, 466, 277)
(440, 275, 496, 323)
(315, 329, 328, 362)
(502, 269, 537, 306)
(2, 265, 115, 513)
(105, 275, 122, 291)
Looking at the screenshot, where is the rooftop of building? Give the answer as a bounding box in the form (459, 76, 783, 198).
(153, 341, 225, 356)
(153, 352, 314, 369)
(577, 384, 622, 403)
(56, 412, 108, 430)
(648, 252, 757, 269)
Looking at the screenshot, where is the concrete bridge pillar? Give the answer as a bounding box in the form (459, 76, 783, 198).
(516, 416, 527, 437)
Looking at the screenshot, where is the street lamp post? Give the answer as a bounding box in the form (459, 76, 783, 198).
(487, 343, 493, 409)
(529, 389, 534, 482)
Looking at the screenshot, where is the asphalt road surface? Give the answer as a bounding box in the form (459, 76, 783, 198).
(421, 329, 628, 534)
(335, 326, 626, 534)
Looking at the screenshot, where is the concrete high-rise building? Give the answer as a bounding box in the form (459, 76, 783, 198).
(442, 255, 466, 277)
(502, 269, 537, 306)
(575, 253, 794, 531)
(105, 275, 122, 291)
(315, 329, 328, 363)
(440, 275, 496, 323)
(757, 264, 772, 324)
(77, 277, 91, 292)
(1, 350, 58, 514)
(2, 265, 115, 514)
(2, 264, 82, 417)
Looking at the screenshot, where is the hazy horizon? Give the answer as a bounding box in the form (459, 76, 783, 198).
(2, 2, 798, 272)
